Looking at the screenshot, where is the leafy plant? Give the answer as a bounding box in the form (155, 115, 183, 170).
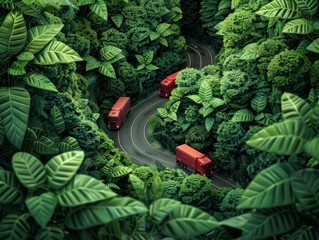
(135, 51, 159, 71)
(150, 23, 176, 47)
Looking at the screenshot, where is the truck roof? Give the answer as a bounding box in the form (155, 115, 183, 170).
(176, 144, 205, 158)
(160, 78, 174, 87)
(112, 97, 130, 111)
(166, 70, 181, 80)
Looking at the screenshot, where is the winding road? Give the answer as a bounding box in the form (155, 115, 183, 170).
(111, 41, 236, 189)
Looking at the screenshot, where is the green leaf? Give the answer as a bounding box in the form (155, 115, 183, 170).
(135, 54, 144, 63)
(0, 87, 30, 149)
(0, 169, 23, 204)
(150, 31, 160, 41)
(306, 38, 319, 53)
(57, 174, 117, 207)
(99, 62, 116, 78)
(199, 81, 212, 103)
(159, 37, 168, 47)
(156, 23, 171, 34)
(288, 226, 319, 240)
(50, 106, 65, 134)
(281, 92, 313, 123)
(45, 151, 84, 190)
(144, 51, 154, 65)
(65, 197, 148, 229)
(251, 94, 268, 112)
(161, 204, 218, 238)
(34, 136, 59, 155)
(246, 119, 314, 155)
(240, 42, 259, 60)
(304, 137, 319, 159)
(8, 61, 26, 76)
(85, 56, 100, 71)
(238, 163, 298, 209)
(58, 136, 81, 152)
(168, 112, 177, 121)
(90, 0, 107, 20)
(157, 108, 169, 118)
(25, 24, 64, 54)
(231, 0, 240, 9)
(21, 128, 37, 152)
(0, 10, 26, 61)
(25, 73, 58, 92)
(170, 101, 180, 113)
(232, 109, 254, 122)
(77, 0, 95, 6)
(111, 14, 123, 28)
(145, 64, 159, 70)
(12, 152, 46, 190)
(137, 63, 145, 70)
(295, 0, 318, 16)
(17, 51, 34, 61)
(150, 175, 163, 201)
(291, 168, 319, 214)
(129, 174, 147, 203)
(149, 198, 181, 225)
(33, 41, 82, 65)
(283, 18, 313, 34)
(25, 192, 57, 228)
(256, 0, 302, 19)
(0, 213, 31, 240)
(205, 117, 214, 132)
(0, 118, 4, 145)
(187, 95, 202, 104)
(210, 97, 224, 108)
(241, 207, 298, 239)
(35, 227, 64, 240)
(99, 45, 123, 62)
(109, 166, 133, 178)
(297, 39, 312, 54)
(219, 213, 252, 230)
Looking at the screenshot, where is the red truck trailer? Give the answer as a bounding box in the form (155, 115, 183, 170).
(159, 71, 181, 97)
(176, 144, 213, 177)
(107, 97, 131, 130)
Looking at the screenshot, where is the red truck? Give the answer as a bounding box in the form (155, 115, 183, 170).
(107, 97, 131, 130)
(176, 144, 213, 177)
(159, 71, 181, 97)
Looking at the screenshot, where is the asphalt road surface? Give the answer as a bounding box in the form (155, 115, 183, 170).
(111, 41, 237, 189)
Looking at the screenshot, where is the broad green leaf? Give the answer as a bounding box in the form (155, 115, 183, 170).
(292, 169, 319, 214)
(205, 117, 214, 132)
(199, 81, 212, 103)
(150, 175, 163, 201)
(304, 137, 319, 159)
(283, 18, 313, 34)
(145, 64, 159, 70)
(251, 94, 268, 112)
(256, 0, 302, 19)
(99, 62, 116, 78)
(57, 174, 117, 207)
(35, 227, 64, 240)
(168, 112, 177, 121)
(157, 108, 168, 118)
(45, 151, 84, 190)
(25, 24, 64, 54)
(288, 226, 319, 240)
(0, 87, 30, 149)
(201, 107, 214, 117)
(99, 45, 123, 62)
(210, 97, 224, 108)
(241, 207, 299, 239)
(111, 14, 123, 28)
(137, 64, 145, 70)
(56, 0, 78, 9)
(246, 119, 314, 155)
(281, 92, 312, 123)
(219, 213, 252, 230)
(156, 23, 171, 34)
(21, 128, 37, 152)
(240, 42, 259, 60)
(238, 163, 298, 209)
(8, 61, 26, 76)
(218, 0, 231, 10)
(25, 73, 58, 92)
(150, 31, 160, 41)
(187, 95, 202, 104)
(159, 37, 168, 47)
(109, 166, 133, 178)
(170, 101, 180, 113)
(17, 51, 34, 61)
(231, 0, 240, 9)
(33, 41, 82, 65)
(0, 169, 23, 204)
(0, 10, 26, 61)
(161, 204, 218, 238)
(297, 39, 311, 54)
(58, 136, 81, 152)
(135, 54, 144, 63)
(0, 118, 4, 145)
(232, 109, 254, 122)
(90, 0, 107, 20)
(65, 197, 148, 229)
(12, 152, 45, 190)
(144, 51, 154, 65)
(0, 213, 31, 240)
(306, 38, 319, 53)
(50, 106, 65, 134)
(129, 174, 147, 203)
(86, 58, 100, 71)
(77, 0, 95, 6)
(295, 0, 318, 16)
(25, 192, 57, 228)
(149, 198, 181, 224)
(34, 136, 59, 155)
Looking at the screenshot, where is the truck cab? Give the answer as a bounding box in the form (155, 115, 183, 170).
(107, 97, 130, 130)
(108, 110, 121, 129)
(159, 71, 181, 97)
(197, 156, 213, 177)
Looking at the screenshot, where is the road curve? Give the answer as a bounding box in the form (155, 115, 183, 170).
(111, 41, 236, 189)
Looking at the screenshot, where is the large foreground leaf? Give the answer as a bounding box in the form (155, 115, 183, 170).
(288, 226, 319, 240)
(12, 152, 46, 190)
(307, 38, 319, 53)
(0, 87, 30, 149)
(246, 119, 314, 155)
(0, 169, 23, 204)
(33, 41, 82, 65)
(149, 198, 181, 225)
(34, 136, 59, 155)
(35, 227, 64, 240)
(283, 18, 313, 34)
(295, 0, 318, 16)
(25, 73, 58, 92)
(57, 174, 117, 207)
(238, 163, 298, 209)
(161, 204, 218, 238)
(256, 0, 301, 19)
(45, 151, 84, 190)
(50, 106, 65, 134)
(65, 197, 148, 229)
(90, 0, 107, 20)
(0, 213, 31, 240)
